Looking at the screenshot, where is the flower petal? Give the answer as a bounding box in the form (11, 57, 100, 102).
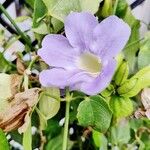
(68, 71, 94, 85)
(38, 34, 78, 69)
(91, 16, 131, 59)
(80, 59, 116, 95)
(39, 68, 73, 88)
(65, 12, 98, 50)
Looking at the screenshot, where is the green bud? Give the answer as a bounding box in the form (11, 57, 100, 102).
(117, 78, 138, 97)
(118, 66, 150, 97)
(101, 84, 114, 97)
(109, 96, 133, 118)
(114, 60, 129, 86)
(101, 0, 113, 17)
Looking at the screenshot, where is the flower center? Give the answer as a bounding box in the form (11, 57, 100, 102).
(76, 52, 102, 76)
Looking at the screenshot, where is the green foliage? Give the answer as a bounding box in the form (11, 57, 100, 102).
(116, 0, 140, 74)
(42, 0, 100, 21)
(138, 33, 150, 69)
(110, 121, 130, 146)
(80, 0, 101, 14)
(45, 133, 74, 150)
(39, 88, 60, 120)
(33, 0, 47, 28)
(23, 119, 32, 150)
(32, 22, 49, 34)
(0, 0, 150, 149)
(77, 96, 112, 132)
(15, 16, 30, 22)
(0, 129, 10, 150)
(101, 0, 112, 17)
(25, 0, 35, 8)
(118, 66, 150, 97)
(92, 130, 107, 149)
(101, 84, 115, 98)
(114, 60, 129, 86)
(0, 53, 12, 72)
(109, 96, 133, 118)
(45, 119, 62, 139)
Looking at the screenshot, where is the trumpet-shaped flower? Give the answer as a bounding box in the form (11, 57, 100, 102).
(38, 12, 131, 95)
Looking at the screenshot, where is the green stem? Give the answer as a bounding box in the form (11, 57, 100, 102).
(113, 0, 119, 15)
(28, 56, 39, 70)
(0, 4, 32, 47)
(62, 90, 71, 150)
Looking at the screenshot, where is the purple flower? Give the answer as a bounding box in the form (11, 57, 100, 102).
(38, 12, 131, 95)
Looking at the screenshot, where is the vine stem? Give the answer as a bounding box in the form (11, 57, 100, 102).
(113, 0, 119, 15)
(0, 3, 32, 47)
(62, 89, 71, 150)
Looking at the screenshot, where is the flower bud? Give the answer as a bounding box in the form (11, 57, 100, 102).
(114, 60, 129, 86)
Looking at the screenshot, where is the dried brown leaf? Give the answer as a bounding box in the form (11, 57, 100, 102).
(141, 88, 150, 110)
(16, 58, 26, 75)
(134, 108, 145, 119)
(0, 73, 22, 99)
(0, 88, 40, 132)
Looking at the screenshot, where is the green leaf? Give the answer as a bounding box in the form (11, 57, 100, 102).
(25, 0, 35, 8)
(46, 135, 62, 150)
(42, 0, 80, 21)
(110, 121, 130, 145)
(0, 53, 12, 72)
(109, 96, 133, 118)
(39, 88, 60, 120)
(15, 16, 30, 22)
(45, 133, 74, 150)
(32, 22, 49, 34)
(116, 0, 127, 17)
(77, 95, 112, 132)
(33, 0, 47, 28)
(101, 84, 115, 98)
(92, 130, 107, 149)
(116, 0, 140, 74)
(70, 99, 82, 123)
(23, 118, 32, 150)
(130, 119, 144, 132)
(35, 107, 47, 130)
(138, 33, 150, 69)
(42, 0, 100, 22)
(118, 66, 150, 97)
(79, 0, 100, 14)
(45, 119, 61, 138)
(0, 129, 10, 150)
(51, 18, 63, 33)
(124, 20, 140, 74)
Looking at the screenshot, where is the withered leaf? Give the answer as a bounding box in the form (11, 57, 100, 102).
(134, 108, 145, 119)
(0, 73, 22, 99)
(135, 88, 150, 119)
(16, 57, 26, 75)
(0, 88, 40, 132)
(141, 88, 150, 110)
(145, 109, 150, 119)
